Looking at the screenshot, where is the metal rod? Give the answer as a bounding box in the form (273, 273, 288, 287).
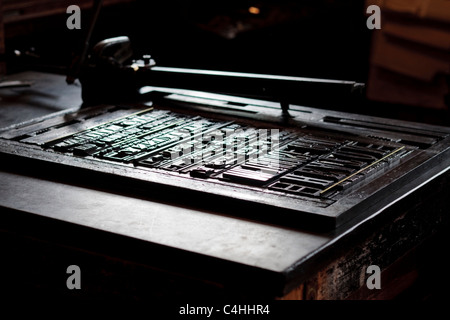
(66, 0, 104, 84)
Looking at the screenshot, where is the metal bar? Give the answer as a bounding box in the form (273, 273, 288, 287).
(320, 146, 406, 194)
(66, 0, 104, 84)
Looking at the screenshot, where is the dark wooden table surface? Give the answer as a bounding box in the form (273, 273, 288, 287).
(1, 71, 449, 302)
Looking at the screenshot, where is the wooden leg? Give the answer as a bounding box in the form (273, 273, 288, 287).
(278, 284, 304, 300)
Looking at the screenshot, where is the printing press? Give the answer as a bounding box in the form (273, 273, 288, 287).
(1, 0, 450, 302)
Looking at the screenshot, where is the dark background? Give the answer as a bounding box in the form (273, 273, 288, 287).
(3, 0, 449, 125)
(5, 0, 371, 82)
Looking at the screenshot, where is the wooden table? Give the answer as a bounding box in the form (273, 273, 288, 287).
(1, 72, 449, 303)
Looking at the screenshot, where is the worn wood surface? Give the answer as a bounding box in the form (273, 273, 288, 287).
(0, 71, 82, 129)
(281, 168, 450, 300)
(3, 167, 448, 301)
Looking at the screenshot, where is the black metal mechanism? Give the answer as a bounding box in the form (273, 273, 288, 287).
(66, 0, 104, 85)
(63, 0, 364, 115)
(76, 36, 365, 116)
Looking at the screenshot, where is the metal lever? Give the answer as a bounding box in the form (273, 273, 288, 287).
(66, 0, 104, 84)
(0, 80, 33, 89)
(78, 36, 366, 115)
